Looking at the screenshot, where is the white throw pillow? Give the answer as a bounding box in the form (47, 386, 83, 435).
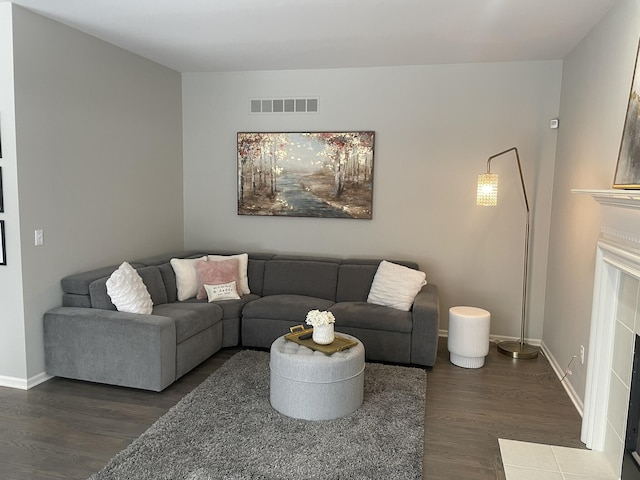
(106, 262, 153, 314)
(204, 281, 241, 302)
(207, 254, 250, 294)
(170, 256, 208, 301)
(367, 260, 427, 311)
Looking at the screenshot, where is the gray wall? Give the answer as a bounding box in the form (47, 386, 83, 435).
(182, 62, 562, 342)
(544, 0, 640, 406)
(0, 5, 184, 386)
(0, 3, 26, 387)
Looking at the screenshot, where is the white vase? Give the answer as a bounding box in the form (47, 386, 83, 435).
(313, 324, 335, 345)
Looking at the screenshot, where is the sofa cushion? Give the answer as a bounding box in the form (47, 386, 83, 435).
(242, 294, 335, 322)
(204, 281, 241, 302)
(329, 302, 413, 333)
(152, 303, 222, 343)
(137, 266, 169, 305)
(170, 256, 208, 301)
(90, 265, 167, 310)
(106, 262, 153, 315)
(182, 294, 259, 320)
(336, 264, 378, 302)
(367, 260, 427, 311)
(158, 262, 179, 303)
(207, 253, 250, 295)
(336, 259, 420, 302)
(247, 258, 266, 296)
(262, 260, 339, 301)
(195, 258, 240, 300)
(63, 293, 92, 308)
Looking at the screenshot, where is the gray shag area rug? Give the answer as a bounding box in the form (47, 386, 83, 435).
(90, 349, 426, 480)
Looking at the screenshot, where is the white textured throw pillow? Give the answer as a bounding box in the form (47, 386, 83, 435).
(204, 281, 241, 302)
(106, 262, 153, 314)
(207, 254, 250, 294)
(367, 260, 427, 311)
(170, 256, 208, 301)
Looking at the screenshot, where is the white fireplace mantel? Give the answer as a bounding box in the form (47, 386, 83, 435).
(573, 189, 640, 209)
(574, 189, 640, 251)
(573, 188, 640, 476)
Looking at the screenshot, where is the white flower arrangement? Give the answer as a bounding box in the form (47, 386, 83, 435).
(305, 309, 335, 327)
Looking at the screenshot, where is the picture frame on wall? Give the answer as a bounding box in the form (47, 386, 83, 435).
(0, 166, 3, 213)
(237, 131, 375, 218)
(0, 220, 6, 266)
(614, 39, 640, 188)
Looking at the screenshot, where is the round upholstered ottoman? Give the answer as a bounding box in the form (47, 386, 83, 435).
(448, 306, 491, 368)
(269, 333, 365, 421)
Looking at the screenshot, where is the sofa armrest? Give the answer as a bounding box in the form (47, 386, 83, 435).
(410, 283, 440, 366)
(43, 307, 177, 391)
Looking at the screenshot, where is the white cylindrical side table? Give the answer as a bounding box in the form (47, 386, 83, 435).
(447, 306, 491, 368)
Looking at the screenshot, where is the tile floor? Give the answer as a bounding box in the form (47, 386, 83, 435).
(499, 439, 618, 480)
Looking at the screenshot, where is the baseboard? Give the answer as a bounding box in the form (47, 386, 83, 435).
(488, 334, 542, 346)
(0, 371, 52, 390)
(540, 340, 584, 418)
(28, 371, 53, 388)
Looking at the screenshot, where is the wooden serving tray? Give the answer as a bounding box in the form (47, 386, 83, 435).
(284, 325, 358, 355)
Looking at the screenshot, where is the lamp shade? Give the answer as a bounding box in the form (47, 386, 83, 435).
(477, 173, 498, 206)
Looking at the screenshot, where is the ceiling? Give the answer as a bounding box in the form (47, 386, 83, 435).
(3, 0, 619, 73)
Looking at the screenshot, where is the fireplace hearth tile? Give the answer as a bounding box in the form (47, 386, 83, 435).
(500, 439, 617, 480)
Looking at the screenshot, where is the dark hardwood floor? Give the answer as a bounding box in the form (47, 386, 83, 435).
(424, 337, 584, 479)
(0, 338, 583, 479)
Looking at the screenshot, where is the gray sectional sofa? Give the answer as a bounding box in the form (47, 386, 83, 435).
(43, 251, 440, 391)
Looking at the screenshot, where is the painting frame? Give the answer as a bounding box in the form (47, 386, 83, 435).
(614, 39, 640, 189)
(0, 166, 3, 213)
(237, 131, 375, 219)
(0, 220, 5, 266)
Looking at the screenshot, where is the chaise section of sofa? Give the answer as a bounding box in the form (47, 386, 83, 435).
(44, 252, 226, 391)
(44, 307, 178, 391)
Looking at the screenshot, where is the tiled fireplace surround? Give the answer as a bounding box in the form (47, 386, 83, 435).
(577, 189, 640, 478)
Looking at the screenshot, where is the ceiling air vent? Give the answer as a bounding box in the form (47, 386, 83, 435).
(250, 97, 319, 114)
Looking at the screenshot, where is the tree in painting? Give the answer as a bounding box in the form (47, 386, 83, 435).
(237, 132, 374, 218)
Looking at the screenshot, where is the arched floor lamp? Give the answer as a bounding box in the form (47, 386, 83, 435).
(477, 147, 538, 359)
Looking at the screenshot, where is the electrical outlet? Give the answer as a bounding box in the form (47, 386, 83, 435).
(580, 345, 585, 364)
(34, 229, 44, 246)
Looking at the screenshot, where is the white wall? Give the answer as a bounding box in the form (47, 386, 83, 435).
(544, 0, 640, 405)
(183, 62, 562, 341)
(0, 4, 27, 387)
(0, 5, 184, 387)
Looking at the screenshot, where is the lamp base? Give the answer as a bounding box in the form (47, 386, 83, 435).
(497, 341, 538, 359)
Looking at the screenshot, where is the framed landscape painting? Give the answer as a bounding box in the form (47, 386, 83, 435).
(237, 131, 374, 218)
(614, 40, 640, 188)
